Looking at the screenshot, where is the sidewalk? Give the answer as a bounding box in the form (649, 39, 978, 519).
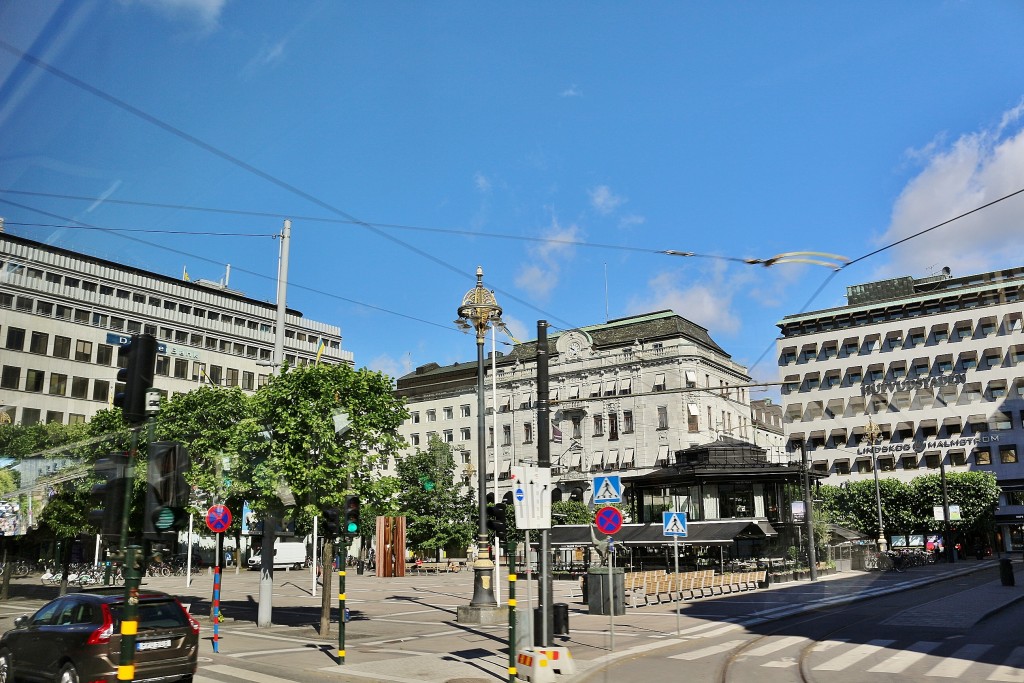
(204, 557, 1023, 683)
(3, 559, 1019, 683)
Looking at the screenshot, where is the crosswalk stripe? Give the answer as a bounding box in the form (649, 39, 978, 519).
(744, 636, 806, 657)
(926, 643, 993, 678)
(669, 639, 748, 661)
(200, 664, 302, 683)
(813, 640, 895, 671)
(989, 646, 1024, 682)
(868, 641, 940, 673)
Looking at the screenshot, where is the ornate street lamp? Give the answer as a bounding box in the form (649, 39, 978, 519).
(865, 418, 887, 552)
(455, 266, 503, 608)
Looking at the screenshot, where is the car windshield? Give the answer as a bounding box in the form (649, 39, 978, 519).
(109, 600, 187, 629)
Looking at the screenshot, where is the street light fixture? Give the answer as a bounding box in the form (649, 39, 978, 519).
(455, 266, 503, 610)
(865, 418, 887, 552)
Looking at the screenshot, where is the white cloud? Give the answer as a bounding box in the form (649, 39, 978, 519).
(560, 84, 583, 98)
(878, 101, 1024, 277)
(474, 172, 491, 193)
(618, 214, 646, 229)
(366, 352, 413, 379)
(627, 264, 742, 337)
(589, 185, 624, 215)
(514, 217, 581, 300)
(136, 0, 227, 30)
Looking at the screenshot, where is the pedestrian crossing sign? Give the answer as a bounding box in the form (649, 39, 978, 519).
(662, 511, 688, 537)
(592, 475, 622, 504)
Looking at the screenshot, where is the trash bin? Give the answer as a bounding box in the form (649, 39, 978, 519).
(533, 607, 554, 646)
(1000, 558, 1015, 586)
(553, 603, 569, 635)
(586, 567, 625, 616)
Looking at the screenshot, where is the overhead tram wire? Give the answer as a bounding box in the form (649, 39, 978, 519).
(742, 184, 1024, 377)
(0, 198, 455, 334)
(0, 41, 579, 332)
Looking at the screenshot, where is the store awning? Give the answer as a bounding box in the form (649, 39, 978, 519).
(547, 520, 778, 547)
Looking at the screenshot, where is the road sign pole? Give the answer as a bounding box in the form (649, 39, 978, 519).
(338, 535, 347, 665)
(607, 538, 615, 652)
(673, 533, 680, 635)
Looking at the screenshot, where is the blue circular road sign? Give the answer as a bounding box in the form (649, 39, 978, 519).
(595, 506, 623, 535)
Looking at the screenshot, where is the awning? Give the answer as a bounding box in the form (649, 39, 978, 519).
(829, 525, 871, 543)
(547, 520, 778, 547)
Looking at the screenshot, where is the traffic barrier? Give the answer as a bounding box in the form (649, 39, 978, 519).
(536, 647, 576, 675)
(516, 650, 555, 683)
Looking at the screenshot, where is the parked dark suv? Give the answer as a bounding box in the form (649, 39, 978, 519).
(0, 586, 199, 683)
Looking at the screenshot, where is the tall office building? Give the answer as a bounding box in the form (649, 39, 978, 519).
(0, 232, 351, 426)
(777, 267, 1024, 549)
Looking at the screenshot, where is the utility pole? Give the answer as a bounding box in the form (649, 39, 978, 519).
(536, 321, 552, 646)
(800, 441, 818, 581)
(258, 218, 291, 629)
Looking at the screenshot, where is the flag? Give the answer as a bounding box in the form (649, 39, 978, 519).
(552, 423, 563, 443)
(182, 266, 190, 282)
(315, 340, 326, 364)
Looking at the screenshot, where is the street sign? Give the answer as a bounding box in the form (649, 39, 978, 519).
(592, 475, 622, 504)
(206, 504, 232, 533)
(662, 511, 688, 537)
(510, 465, 551, 529)
(595, 506, 623, 535)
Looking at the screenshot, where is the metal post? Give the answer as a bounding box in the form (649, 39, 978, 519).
(800, 441, 818, 580)
(507, 542, 517, 683)
(866, 419, 887, 552)
(940, 458, 954, 563)
(338, 536, 347, 665)
(536, 321, 552, 647)
(607, 538, 615, 652)
(118, 546, 143, 681)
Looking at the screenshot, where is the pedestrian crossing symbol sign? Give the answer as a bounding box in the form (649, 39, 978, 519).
(592, 475, 622, 504)
(662, 511, 688, 537)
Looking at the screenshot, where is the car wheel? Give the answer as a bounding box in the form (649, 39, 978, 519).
(57, 663, 79, 683)
(0, 649, 13, 683)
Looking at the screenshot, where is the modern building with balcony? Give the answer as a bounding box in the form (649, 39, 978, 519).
(777, 266, 1024, 551)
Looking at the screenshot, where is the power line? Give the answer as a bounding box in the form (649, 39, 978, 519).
(3, 221, 275, 238)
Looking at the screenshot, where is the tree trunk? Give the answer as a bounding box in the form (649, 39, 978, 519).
(319, 540, 333, 635)
(1, 539, 11, 600)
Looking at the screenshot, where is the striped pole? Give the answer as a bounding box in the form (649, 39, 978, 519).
(507, 541, 517, 683)
(339, 537, 347, 664)
(212, 565, 221, 652)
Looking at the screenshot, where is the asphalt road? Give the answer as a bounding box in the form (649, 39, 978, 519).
(577, 567, 1024, 683)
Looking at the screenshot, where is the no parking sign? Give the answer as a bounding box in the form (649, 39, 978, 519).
(206, 504, 232, 533)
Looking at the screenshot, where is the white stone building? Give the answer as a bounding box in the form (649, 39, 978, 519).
(394, 310, 755, 504)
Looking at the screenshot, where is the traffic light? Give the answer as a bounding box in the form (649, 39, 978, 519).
(89, 452, 130, 538)
(486, 502, 507, 541)
(113, 333, 158, 424)
(324, 507, 341, 537)
(145, 441, 190, 539)
(343, 495, 361, 536)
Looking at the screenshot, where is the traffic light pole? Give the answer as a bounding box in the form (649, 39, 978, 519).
(117, 424, 144, 681)
(338, 536, 347, 665)
(507, 541, 517, 683)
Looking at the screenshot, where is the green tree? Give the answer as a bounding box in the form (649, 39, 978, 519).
(909, 471, 1000, 540)
(395, 435, 475, 558)
(243, 363, 407, 632)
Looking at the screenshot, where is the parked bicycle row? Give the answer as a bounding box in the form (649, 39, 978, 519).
(864, 548, 938, 573)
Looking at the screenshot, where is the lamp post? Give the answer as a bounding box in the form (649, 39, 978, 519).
(455, 266, 503, 610)
(865, 418, 887, 552)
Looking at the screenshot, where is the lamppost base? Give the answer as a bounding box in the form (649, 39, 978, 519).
(457, 604, 508, 625)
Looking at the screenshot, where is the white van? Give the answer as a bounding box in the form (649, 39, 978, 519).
(247, 541, 307, 570)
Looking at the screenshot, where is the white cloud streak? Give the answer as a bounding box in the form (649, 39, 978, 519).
(627, 262, 744, 337)
(589, 185, 624, 215)
(514, 217, 581, 300)
(136, 0, 227, 30)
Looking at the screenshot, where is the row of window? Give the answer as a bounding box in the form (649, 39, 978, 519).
(780, 315, 1022, 366)
(0, 284, 340, 359)
(0, 406, 86, 426)
(784, 350, 1024, 393)
(815, 444, 1018, 475)
(795, 414, 1021, 450)
(410, 405, 473, 423)
(786, 379, 1022, 422)
(778, 281, 1023, 338)
(0, 360, 266, 396)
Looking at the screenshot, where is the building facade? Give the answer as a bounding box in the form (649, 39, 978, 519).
(0, 232, 352, 426)
(750, 398, 786, 463)
(394, 310, 756, 504)
(777, 267, 1024, 550)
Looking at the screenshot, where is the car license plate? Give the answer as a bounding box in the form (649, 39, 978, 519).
(136, 639, 172, 651)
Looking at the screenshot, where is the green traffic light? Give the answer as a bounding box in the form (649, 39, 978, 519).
(346, 521, 358, 533)
(153, 507, 175, 531)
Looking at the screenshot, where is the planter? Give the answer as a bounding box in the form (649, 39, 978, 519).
(769, 572, 792, 584)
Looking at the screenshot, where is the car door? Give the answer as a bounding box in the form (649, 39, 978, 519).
(16, 598, 66, 679)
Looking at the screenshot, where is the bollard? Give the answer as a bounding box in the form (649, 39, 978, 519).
(553, 603, 569, 636)
(1000, 558, 1015, 586)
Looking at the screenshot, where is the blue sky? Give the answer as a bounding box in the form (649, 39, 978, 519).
(3, 1, 1024, 396)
